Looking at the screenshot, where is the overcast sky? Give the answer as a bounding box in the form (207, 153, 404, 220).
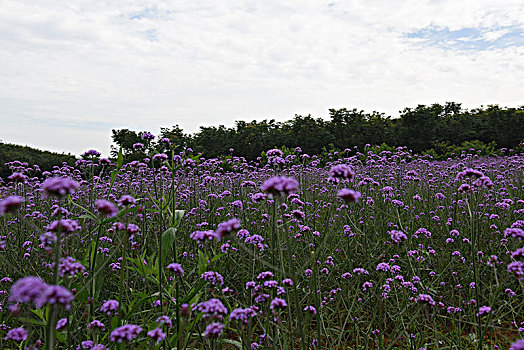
(1, 0, 523, 156)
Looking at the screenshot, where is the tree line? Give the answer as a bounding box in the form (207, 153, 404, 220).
(1, 102, 523, 181)
(111, 103, 524, 160)
(0, 142, 76, 180)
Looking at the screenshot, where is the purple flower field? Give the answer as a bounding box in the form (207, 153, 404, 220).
(0, 143, 523, 349)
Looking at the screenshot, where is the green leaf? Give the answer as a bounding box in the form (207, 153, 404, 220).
(111, 316, 119, 330)
(210, 253, 226, 263)
(127, 293, 153, 317)
(181, 281, 206, 304)
(172, 209, 185, 229)
(94, 258, 106, 299)
(116, 145, 124, 168)
(161, 227, 177, 267)
(197, 250, 207, 275)
(222, 339, 243, 348)
(56, 331, 66, 343)
(16, 317, 46, 327)
(107, 146, 123, 199)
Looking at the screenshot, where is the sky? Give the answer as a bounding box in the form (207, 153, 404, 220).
(1, 0, 523, 156)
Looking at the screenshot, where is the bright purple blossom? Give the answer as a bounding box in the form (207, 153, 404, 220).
(147, 328, 166, 342)
(197, 298, 228, 319)
(118, 195, 135, 206)
(42, 177, 79, 197)
(270, 298, 287, 309)
(190, 230, 217, 242)
(215, 218, 241, 240)
(100, 300, 119, 315)
(110, 324, 142, 343)
(95, 200, 118, 217)
(167, 263, 185, 276)
(59, 256, 86, 277)
(416, 294, 435, 306)
(56, 318, 67, 330)
(477, 305, 491, 316)
(337, 188, 361, 203)
(390, 230, 407, 244)
(34, 285, 74, 309)
(83, 150, 101, 157)
(261, 176, 299, 196)
(4, 327, 28, 341)
(0, 196, 24, 215)
(153, 153, 168, 162)
(328, 164, 355, 182)
(8, 276, 48, 306)
(87, 320, 105, 330)
(201, 271, 224, 285)
(510, 339, 524, 350)
(46, 219, 80, 234)
(141, 132, 155, 141)
(203, 322, 224, 339)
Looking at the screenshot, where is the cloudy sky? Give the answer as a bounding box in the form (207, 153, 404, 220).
(1, 0, 523, 156)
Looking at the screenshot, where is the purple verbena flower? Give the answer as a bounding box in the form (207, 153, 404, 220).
(167, 263, 185, 276)
(156, 316, 172, 328)
(110, 324, 142, 343)
(270, 297, 287, 310)
(190, 230, 217, 242)
(390, 230, 407, 244)
(328, 164, 355, 182)
(337, 189, 361, 203)
(83, 150, 101, 157)
(215, 218, 241, 240)
(4, 327, 28, 341)
(46, 219, 80, 234)
(510, 339, 524, 350)
(201, 271, 224, 285)
(87, 320, 105, 330)
(42, 177, 79, 197)
(0, 196, 24, 215)
(477, 305, 491, 316)
(59, 257, 86, 277)
(95, 200, 118, 217)
(34, 285, 74, 309)
(261, 176, 299, 197)
(8, 276, 48, 306)
(203, 322, 224, 339)
(505, 228, 524, 240)
(147, 328, 166, 342)
(507, 261, 524, 281)
(56, 318, 67, 330)
(141, 132, 155, 141)
(416, 294, 435, 306)
(153, 153, 168, 162)
(118, 195, 136, 206)
(100, 300, 119, 315)
(197, 298, 228, 319)
(229, 307, 256, 323)
(8, 172, 27, 183)
(257, 271, 274, 280)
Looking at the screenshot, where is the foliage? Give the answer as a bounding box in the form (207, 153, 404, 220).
(0, 142, 76, 181)
(1, 143, 523, 349)
(110, 103, 524, 162)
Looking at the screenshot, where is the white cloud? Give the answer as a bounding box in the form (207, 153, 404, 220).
(0, 0, 523, 156)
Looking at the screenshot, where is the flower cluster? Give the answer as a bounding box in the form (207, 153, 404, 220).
(110, 324, 142, 343)
(9, 276, 74, 309)
(42, 177, 80, 197)
(0, 196, 24, 215)
(261, 176, 299, 197)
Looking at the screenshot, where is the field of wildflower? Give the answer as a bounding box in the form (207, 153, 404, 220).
(0, 139, 523, 350)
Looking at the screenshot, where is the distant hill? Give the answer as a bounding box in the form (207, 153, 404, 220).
(0, 142, 77, 180)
